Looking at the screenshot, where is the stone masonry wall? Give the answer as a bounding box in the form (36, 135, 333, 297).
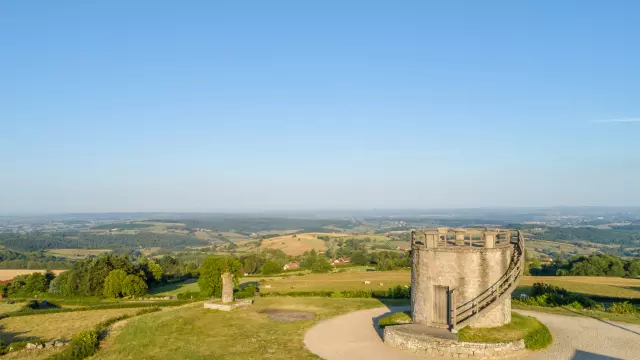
(411, 246, 512, 328)
(384, 325, 525, 359)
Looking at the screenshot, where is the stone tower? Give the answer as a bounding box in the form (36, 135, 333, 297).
(410, 228, 524, 331)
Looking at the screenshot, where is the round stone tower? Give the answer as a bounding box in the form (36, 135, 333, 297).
(410, 228, 524, 331)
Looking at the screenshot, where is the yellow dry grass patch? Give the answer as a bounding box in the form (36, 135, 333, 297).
(2, 347, 65, 360)
(259, 234, 327, 256)
(0, 308, 141, 343)
(0, 269, 66, 281)
(0, 302, 23, 315)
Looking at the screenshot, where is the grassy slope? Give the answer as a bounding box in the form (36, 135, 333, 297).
(0, 308, 142, 344)
(96, 298, 405, 360)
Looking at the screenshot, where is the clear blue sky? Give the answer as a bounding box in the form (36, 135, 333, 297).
(1, 1, 639, 213)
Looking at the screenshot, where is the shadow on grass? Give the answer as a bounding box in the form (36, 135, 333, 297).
(571, 349, 622, 360)
(148, 279, 196, 295)
(0, 324, 44, 344)
(562, 307, 640, 337)
(369, 300, 410, 340)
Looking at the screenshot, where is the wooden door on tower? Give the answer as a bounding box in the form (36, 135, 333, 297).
(433, 285, 449, 326)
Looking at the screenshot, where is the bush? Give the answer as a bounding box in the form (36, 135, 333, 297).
(235, 285, 257, 299)
(386, 285, 411, 299)
(70, 330, 99, 359)
(609, 301, 638, 314)
(261, 261, 282, 275)
(176, 291, 207, 300)
(566, 301, 583, 311)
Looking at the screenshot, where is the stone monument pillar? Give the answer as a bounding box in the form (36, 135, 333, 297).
(221, 272, 234, 304)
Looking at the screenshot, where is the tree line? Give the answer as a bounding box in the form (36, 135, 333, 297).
(0, 254, 197, 299)
(529, 254, 640, 278)
(0, 232, 206, 252)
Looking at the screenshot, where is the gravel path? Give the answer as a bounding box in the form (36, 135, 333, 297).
(304, 306, 640, 360)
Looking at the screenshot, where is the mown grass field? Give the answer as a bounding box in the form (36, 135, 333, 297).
(95, 297, 406, 360)
(0, 269, 66, 281)
(0, 308, 142, 344)
(517, 276, 640, 299)
(259, 271, 640, 299)
(260, 270, 411, 293)
(0, 301, 24, 315)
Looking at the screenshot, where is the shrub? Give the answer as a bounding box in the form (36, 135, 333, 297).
(70, 330, 99, 359)
(386, 285, 411, 299)
(566, 301, 583, 311)
(235, 285, 257, 299)
(588, 303, 606, 312)
(609, 302, 638, 314)
(177, 291, 205, 300)
(261, 261, 282, 275)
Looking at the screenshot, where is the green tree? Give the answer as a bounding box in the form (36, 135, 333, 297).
(351, 251, 369, 266)
(146, 260, 163, 281)
(311, 256, 333, 273)
(24, 272, 49, 294)
(261, 261, 282, 275)
(627, 260, 640, 278)
(123, 275, 148, 297)
(198, 257, 242, 297)
(300, 249, 318, 270)
(103, 269, 128, 298)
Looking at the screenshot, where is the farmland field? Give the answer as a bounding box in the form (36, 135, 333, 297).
(525, 239, 599, 257)
(259, 234, 328, 256)
(44, 248, 112, 259)
(518, 276, 640, 299)
(259, 270, 411, 293)
(257, 271, 640, 300)
(0, 307, 142, 344)
(0, 269, 66, 281)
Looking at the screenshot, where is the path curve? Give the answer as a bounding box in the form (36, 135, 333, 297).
(304, 306, 640, 360)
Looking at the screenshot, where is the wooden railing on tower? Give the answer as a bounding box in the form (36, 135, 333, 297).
(448, 230, 525, 332)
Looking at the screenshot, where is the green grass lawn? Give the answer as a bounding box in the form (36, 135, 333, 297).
(148, 279, 200, 296)
(95, 297, 405, 360)
(458, 312, 551, 350)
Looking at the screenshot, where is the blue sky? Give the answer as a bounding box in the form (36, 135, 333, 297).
(1, 1, 639, 213)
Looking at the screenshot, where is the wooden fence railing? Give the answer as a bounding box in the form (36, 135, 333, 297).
(448, 231, 525, 331)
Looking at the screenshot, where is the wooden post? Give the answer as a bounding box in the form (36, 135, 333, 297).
(450, 289, 457, 328)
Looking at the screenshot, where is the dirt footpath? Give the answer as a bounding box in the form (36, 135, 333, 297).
(304, 306, 640, 360)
